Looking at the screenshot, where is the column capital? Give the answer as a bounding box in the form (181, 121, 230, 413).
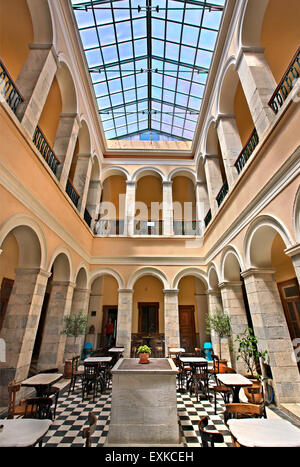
(163, 288, 179, 295)
(206, 288, 221, 296)
(73, 287, 91, 294)
(51, 280, 77, 289)
(15, 267, 51, 279)
(215, 113, 236, 128)
(241, 267, 276, 279)
(162, 180, 173, 187)
(219, 281, 243, 289)
(126, 180, 136, 187)
(203, 154, 220, 165)
(284, 243, 300, 258)
(118, 288, 133, 294)
(235, 46, 265, 71)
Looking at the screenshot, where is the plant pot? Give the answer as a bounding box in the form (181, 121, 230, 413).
(218, 359, 228, 373)
(64, 359, 73, 378)
(138, 353, 150, 364)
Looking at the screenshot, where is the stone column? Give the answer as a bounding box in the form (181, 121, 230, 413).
(235, 47, 277, 138)
(86, 291, 103, 349)
(195, 181, 210, 235)
(162, 181, 174, 236)
(86, 179, 102, 230)
(64, 287, 90, 361)
(215, 114, 242, 187)
(206, 289, 231, 363)
(73, 155, 93, 215)
(125, 181, 136, 236)
(0, 268, 50, 383)
(241, 268, 300, 403)
(16, 45, 58, 138)
(285, 245, 300, 287)
(116, 289, 133, 357)
(55, 114, 80, 188)
(219, 281, 249, 373)
(38, 281, 75, 371)
(203, 155, 224, 216)
(163, 289, 180, 353)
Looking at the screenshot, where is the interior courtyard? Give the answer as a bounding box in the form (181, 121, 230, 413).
(0, 0, 300, 449)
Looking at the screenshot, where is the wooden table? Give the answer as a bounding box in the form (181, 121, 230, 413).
(216, 373, 253, 403)
(21, 373, 63, 397)
(169, 348, 185, 359)
(108, 347, 124, 353)
(84, 357, 112, 364)
(180, 357, 209, 394)
(0, 419, 52, 447)
(228, 419, 300, 447)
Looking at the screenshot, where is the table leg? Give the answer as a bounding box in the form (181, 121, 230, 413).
(231, 386, 241, 403)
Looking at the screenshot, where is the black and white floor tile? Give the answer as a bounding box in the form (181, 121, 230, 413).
(42, 382, 232, 448)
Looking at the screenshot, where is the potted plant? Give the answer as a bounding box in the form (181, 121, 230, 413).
(206, 309, 231, 372)
(137, 345, 151, 364)
(61, 311, 88, 378)
(234, 328, 268, 402)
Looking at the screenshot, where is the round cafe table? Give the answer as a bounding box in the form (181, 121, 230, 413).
(0, 419, 52, 447)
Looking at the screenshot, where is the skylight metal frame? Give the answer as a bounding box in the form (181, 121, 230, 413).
(72, 0, 225, 140)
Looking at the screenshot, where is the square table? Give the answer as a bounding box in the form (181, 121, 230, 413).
(0, 419, 52, 447)
(216, 373, 253, 403)
(21, 373, 63, 397)
(84, 356, 112, 364)
(228, 419, 300, 447)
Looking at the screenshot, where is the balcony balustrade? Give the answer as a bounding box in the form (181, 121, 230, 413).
(268, 46, 300, 115)
(173, 220, 201, 236)
(234, 128, 259, 175)
(84, 208, 92, 227)
(204, 209, 212, 228)
(33, 126, 60, 176)
(95, 219, 124, 236)
(66, 178, 80, 208)
(0, 60, 23, 115)
(216, 180, 229, 207)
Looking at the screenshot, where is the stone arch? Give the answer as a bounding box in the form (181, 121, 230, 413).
(56, 57, 78, 115)
(88, 268, 124, 290)
(0, 214, 47, 269)
(47, 246, 73, 282)
(27, 0, 55, 46)
(293, 185, 300, 243)
(238, 0, 269, 49)
(132, 167, 166, 182)
(220, 245, 245, 282)
(172, 267, 208, 290)
(77, 118, 92, 155)
(167, 168, 196, 184)
(101, 166, 130, 183)
(207, 263, 220, 290)
(217, 60, 239, 116)
(74, 264, 88, 289)
(127, 267, 170, 290)
(244, 214, 294, 269)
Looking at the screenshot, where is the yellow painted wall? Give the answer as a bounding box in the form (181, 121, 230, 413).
(136, 176, 162, 220)
(234, 81, 254, 147)
(0, 233, 19, 284)
(0, 0, 34, 81)
(38, 77, 62, 148)
(178, 276, 198, 333)
(101, 275, 118, 306)
(261, 0, 300, 83)
(132, 276, 164, 334)
(101, 176, 126, 219)
(271, 234, 297, 283)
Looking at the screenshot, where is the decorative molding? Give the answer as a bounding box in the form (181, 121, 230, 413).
(285, 244, 300, 258)
(241, 268, 276, 279)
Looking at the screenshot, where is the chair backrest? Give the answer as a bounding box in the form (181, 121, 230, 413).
(224, 403, 264, 425)
(84, 362, 99, 379)
(82, 412, 98, 447)
(211, 354, 220, 372)
(71, 356, 80, 375)
(7, 380, 21, 418)
(24, 397, 53, 420)
(195, 348, 205, 357)
(224, 366, 236, 374)
(194, 362, 208, 375)
(246, 385, 264, 405)
(198, 417, 224, 447)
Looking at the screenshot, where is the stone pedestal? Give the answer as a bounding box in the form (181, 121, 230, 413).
(106, 358, 180, 446)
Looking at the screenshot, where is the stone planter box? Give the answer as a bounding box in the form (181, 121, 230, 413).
(106, 358, 181, 446)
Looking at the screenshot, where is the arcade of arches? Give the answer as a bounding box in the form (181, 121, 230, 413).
(0, 0, 300, 410)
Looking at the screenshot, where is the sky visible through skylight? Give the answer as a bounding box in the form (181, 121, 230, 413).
(72, 0, 226, 141)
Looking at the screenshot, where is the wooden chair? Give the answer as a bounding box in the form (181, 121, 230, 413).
(246, 386, 267, 418)
(82, 363, 103, 402)
(68, 355, 84, 396)
(82, 412, 98, 447)
(24, 397, 53, 420)
(38, 368, 59, 419)
(190, 362, 209, 401)
(208, 354, 220, 384)
(195, 348, 205, 357)
(213, 366, 236, 414)
(7, 380, 26, 419)
(224, 402, 265, 426)
(198, 417, 224, 447)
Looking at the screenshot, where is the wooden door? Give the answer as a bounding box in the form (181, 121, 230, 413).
(0, 278, 14, 331)
(179, 305, 196, 353)
(278, 279, 300, 370)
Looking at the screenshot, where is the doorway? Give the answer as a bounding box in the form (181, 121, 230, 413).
(101, 306, 118, 347)
(179, 305, 196, 353)
(0, 278, 14, 331)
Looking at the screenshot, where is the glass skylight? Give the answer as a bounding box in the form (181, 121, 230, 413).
(72, 0, 226, 141)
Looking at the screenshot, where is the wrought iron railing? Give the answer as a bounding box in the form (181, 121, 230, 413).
(216, 180, 229, 207)
(32, 126, 60, 175)
(0, 60, 24, 114)
(84, 208, 92, 227)
(66, 178, 80, 208)
(234, 128, 259, 175)
(173, 220, 201, 235)
(268, 46, 300, 114)
(204, 209, 212, 228)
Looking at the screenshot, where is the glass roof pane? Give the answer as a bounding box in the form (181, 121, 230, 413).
(72, 0, 226, 141)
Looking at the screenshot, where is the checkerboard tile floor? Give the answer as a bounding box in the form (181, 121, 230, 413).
(42, 381, 232, 447)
